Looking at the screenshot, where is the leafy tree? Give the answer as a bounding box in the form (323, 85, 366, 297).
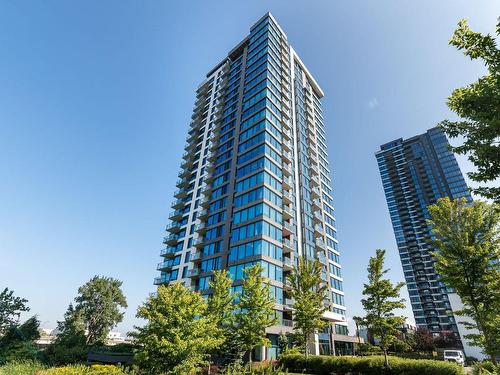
(0, 316, 41, 364)
(287, 258, 327, 359)
(207, 270, 235, 367)
(45, 304, 87, 365)
(439, 19, 500, 202)
(0, 288, 30, 335)
(428, 197, 500, 363)
(234, 264, 278, 363)
(352, 316, 364, 346)
(361, 249, 406, 368)
(132, 283, 223, 375)
(412, 328, 436, 353)
(74, 276, 127, 345)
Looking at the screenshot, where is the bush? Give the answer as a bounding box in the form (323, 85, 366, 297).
(472, 361, 500, 375)
(280, 354, 466, 375)
(0, 360, 45, 375)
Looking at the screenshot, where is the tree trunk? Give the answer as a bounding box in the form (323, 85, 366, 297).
(383, 348, 389, 368)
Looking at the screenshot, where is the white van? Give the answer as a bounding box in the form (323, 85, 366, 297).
(443, 350, 465, 365)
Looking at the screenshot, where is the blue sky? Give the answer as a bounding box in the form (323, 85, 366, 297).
(1, 0, 498, 334)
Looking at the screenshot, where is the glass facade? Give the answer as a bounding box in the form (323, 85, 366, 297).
(156, 13, 347, 356)
(376, 127, 472, 348)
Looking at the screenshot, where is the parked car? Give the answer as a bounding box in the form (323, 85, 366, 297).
(443, 350, 465, 365)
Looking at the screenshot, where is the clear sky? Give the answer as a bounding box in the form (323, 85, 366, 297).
(1, 0, 498, 334)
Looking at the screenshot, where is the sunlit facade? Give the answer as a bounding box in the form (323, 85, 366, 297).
(155, 13, 348, 358)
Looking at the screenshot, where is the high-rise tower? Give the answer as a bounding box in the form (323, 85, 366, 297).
(156, 13, 349, 358)
(376, 127, 482, 357)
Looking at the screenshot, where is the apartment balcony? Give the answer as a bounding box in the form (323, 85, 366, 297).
(312, 199, 322, 210)
(198, 208, 209, 220)
(188, 268, 200, 278)
(313, 210, 323, 223)
(160, 246, 177, 258)
(193, 237, 205, 248)
(282, 139, 292, 152)
(283, 257, 294, 271)
(163, 233, 181, 246)
(282, 163, 292, 176)
(311, 187, 321, 199)
(154, 276, 169, 285)
(191, 250, 203, 262)
(168, 209, 184, 221)
(283, 278, 292, 291)
(310, 175, 320, 187)
(200, 195, 211, 208)
(314, 224, 323, 237)
(316, 238, 326, 251)
(282, 205, 293, 220)
(282, 128, 292, 140)
(178, 168, 192, 179)
(282, 238, 294, 253)
(282, 150, 292, 163)
(180, 157, 196, 170)
(157, 260, 174, 271)
(201, 186, 212, 196)
(308, 155, 318, 166)
(307, 147, 317, 159)
(171, 198, 187, 210)
(174, 187, 191, 199)
(166, 221, 182, 233)
(310, 164, 319, 176)
(282, 176, 292, 189)
(317, 252, 327, 265)
(283, 298, 294, 311)
(282, 190, 293, 204)
(195, 222, 207, 234)
(282, 221, 294, 236)
(282, 318, 294, 327)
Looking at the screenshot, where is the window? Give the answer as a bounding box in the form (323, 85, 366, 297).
(229, 239, 283, 262)
(200, 257, 221, 273)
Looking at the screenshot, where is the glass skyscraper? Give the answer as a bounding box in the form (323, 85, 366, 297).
(155, 13, 350, 358)
(376, 127, 473, 351)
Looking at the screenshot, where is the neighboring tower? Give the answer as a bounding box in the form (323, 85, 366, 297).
(156, 13, 349, 359)
(376, 127, 480, 356)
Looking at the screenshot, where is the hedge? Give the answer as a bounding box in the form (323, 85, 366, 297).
(280, 354, 466, 375)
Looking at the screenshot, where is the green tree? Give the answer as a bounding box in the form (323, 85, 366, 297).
(287, 258, 327, 359)
(0, 288, 30, 336)
(361, 249, 406, 368)
(234, 264, 277, 364)
(45, 304, 88, 365)
(74, 276, 127, 345)
(352, 316, 364, 346)
(132, 283, 223, 375)
(428, 197, 500, 363)
(207, 270, 235, 367)
(0, 316, 40, 364)
(439, 19, 500, 202)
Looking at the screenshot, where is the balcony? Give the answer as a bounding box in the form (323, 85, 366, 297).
(282, 128, 292, 140)
(283, 298, 294, 310)
(193, 237, 205, 248)
(282, 205, 293, 220)
(310, 175, 320, 187)
(282, 139, 292, 152)
(283, 257, 294, 271)
(198, 208, 209, 220)
(174, 187, 191, 199)
(282, 176, 292, 189)
(282, 318, 294, 327)
(169, 209, 184, 221)
(160, 246, 177, 258)
(314, 224, 323, 237)
(313, 210, 323, 223)
(311, 187, 321, 199)
(191, 251, 202, 262)
(188, 268, 200, 278)
(163, 233, 181, 246)
(282, 221, 294, 236)
(282, 163, 292, 176)
(282, 150, 292, 163)
(195, 222, 207, 234)
(157, 260, 174, 271)
(282, 190, 293, 204)
(310, 164, 319, 176)
(282, 238, 294, 253)
(154, 276, 169, 285)
(166, 221, 182, 233)
(316, 239, 326, 251)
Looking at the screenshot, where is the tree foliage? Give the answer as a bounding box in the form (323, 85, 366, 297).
(439, 19, 500, 202)
(45, 304, 88, 365)
(234, 264, 278, 363)
(0, 288, 30, 335)
(287, 258, 327, 357)
(0, 316, 41, 364)
(132, 283, 223, 375)
(74, 276, 127, 345)
(428, 197, 500, 362)
(361, 249, 406, 367)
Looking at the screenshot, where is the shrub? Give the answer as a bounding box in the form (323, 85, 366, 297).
(472, 361, 500, 375)
(39, 364, 132, 374)
(280, 354, 466, 375)
(0, 360, 45, 375)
